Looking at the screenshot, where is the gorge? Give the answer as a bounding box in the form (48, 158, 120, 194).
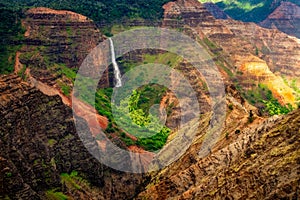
(0, 0, 299, 199)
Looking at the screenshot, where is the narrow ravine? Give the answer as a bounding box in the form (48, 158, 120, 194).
(109, 38, 122, 87)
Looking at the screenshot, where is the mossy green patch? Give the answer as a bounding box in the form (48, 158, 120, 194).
(60, 171, 82, 190)
(45, 189, 68, 200)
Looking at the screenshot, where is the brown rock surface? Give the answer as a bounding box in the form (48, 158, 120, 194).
(133, 1, 300, 199)
(260, 1, 300, 38)
(0, 75, 144, 200)
(137, 103, 300, 199)
(162, 0, 300, 106)
(19, 7, 108, 89)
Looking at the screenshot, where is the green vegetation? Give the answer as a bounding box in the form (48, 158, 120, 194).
(60, 171, 82, 190)
(136, 84, 167, 115)
(200, 37, 233, 78)
(0, 8, 24, 74)
(17, 66, 27, 80)
(75, 52, 181, 151)
(143, 52, 183, 67)
(48, 139, 57, 147)
(225, 132, 229, 139)
(66, 27, 72, 36)
(262, 99, 292, 116)
(54, 64, 77, 81)
(203, 37, 218, 49)
(119, 51, 183, 75)
(60, 84, 71, 96)
(76, 74, 171, 151)
(215, 60, 233, 77)
(255, 47, 259, 56)
(120, 132, 135, 146)
(136, 126, 170, 151)
(248, 110, 254, 123)
(0, 0, 174, 72)
(5, 172, 12, 178)
(243, 83, 293, 116)
(0, 0, 172, 24)
(112, 89, 171, 151)
(45, 189, 68, 200)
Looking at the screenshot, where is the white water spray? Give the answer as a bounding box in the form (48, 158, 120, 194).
(109, 38, 122, 87)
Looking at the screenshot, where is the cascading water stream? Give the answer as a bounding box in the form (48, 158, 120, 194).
(109, 38, 122, 87)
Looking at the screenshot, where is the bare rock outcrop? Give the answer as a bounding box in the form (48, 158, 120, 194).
(0, 75, 143, 200)
(162, 0, 300, 106)
(260, 1, 300, 38)
(137, 104, 300, 199)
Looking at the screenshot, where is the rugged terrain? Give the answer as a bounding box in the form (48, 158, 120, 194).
(137, 103, 300, 199)
(163, 0, 300, 109)
(260, 1, 300, 38)
(18, 7, 105, 90)
(0, 75, 144, 200)
(0, 0, 299, 199)
(199, 0, 300, 23)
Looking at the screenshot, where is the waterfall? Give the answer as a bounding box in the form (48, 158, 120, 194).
(109, 38, 122, 87)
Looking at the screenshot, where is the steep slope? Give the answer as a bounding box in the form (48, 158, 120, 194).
(260, 1, 300, 38)
(0, 75, 144, 200)
(133, 1, 300, 198)
(137, 103, 300, 199)
(16, 7, 114, 147)
(163, 0, 300, 111)
(199, 0, 300, 23)
(203, 2, 229, 19)
(19, 7, 105, 89)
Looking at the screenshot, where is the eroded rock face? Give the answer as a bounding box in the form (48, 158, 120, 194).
(137, 106, 300, 199)
(19, 7, 109, 88)
(132, 1, 300, 199)
(0, 75, 143, 200)
(260, 1, 300, 38)
(162, 0, 300, 106)
(23, 7, 102, 68)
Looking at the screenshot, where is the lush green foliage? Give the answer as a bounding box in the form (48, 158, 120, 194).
(76, 75, 170, 151)
(114, 89, 170, 151)
(262, 99, 292, 116)
(136, 126, 170, 151)
(114, 90, 166, 136)
(243, 83, 293, 116)
(0, 0, 172, 24)
(0, 0, 173, 74)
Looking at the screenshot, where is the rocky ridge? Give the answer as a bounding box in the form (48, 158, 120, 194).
(133, 1, 300, 199)
(2, 2, 299, 199)
(0, 74, 144, 200)
(137, 107, 300, 199)
(19, 7, 108, 89)
(260, 1, 300, 38)
(162, 0, 300, 107)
